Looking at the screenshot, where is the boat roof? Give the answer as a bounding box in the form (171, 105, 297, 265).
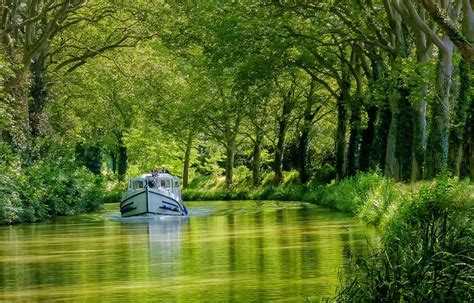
(130, 173, 178, 181)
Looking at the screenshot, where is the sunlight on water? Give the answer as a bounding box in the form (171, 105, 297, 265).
(0, 201, 376, 302)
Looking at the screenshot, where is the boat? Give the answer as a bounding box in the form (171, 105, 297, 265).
(120, 169, 188, 217)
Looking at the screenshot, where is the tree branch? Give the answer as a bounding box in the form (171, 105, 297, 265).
(418, 0, 474, 61)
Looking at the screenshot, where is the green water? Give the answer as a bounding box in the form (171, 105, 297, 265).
(0, 201, 376, 302)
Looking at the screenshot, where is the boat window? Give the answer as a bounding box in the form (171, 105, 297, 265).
(160, 180, 171, 188)
(132, 180, 144, 189)
(174, 181, 179, 187)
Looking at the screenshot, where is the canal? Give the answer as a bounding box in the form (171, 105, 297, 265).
(0, 201, 376, 302)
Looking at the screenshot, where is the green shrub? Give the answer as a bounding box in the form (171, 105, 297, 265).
(356, 179, 400, 225)
(0, 158, 103, 225)
(335, 176, 474, 302)
(0, 165, 22, 224)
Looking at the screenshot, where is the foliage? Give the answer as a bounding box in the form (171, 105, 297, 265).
(0, 149, 103, 225)
(319, 172, 396, 214)
(183, 170, 394, 212)
(334, 176, 474, 302)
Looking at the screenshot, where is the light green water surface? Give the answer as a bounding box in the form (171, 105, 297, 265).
(0, 201, 376, 302)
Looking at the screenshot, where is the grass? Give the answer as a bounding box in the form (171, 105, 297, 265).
(334, 176, 473, 302)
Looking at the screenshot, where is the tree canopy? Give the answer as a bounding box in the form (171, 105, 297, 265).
(1, 0, 473, 184)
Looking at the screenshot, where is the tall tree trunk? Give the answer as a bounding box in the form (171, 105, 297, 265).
(395, 88, 414, 182)
(274, 94, 292, 184)
(347, 98, 362, 177)
(360, 105, 377, 172)
(411, 50, 430, 181)
(425, 39, 454, 178)
(412, 97, 428, 181)
(1, 24, 30, 150)
(462, 62, 474, 180)
(448, 59, 470, 176)
(375, 97, 392, 172)
(298, 99, 316, 183)
(298, 119, 312, 183)
(110, 151, 117, 174)
(335, 92, 348, 180)
(252, 131, 263, 187)
(385, 112, 398, 179)
(29, 50, 48, 138)
(182, 133, 193, 189)
(117, 134, 127, 181)
(225, 137, 236, 187)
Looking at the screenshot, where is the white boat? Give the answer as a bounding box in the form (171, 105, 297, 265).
(120, 170, 188, 217)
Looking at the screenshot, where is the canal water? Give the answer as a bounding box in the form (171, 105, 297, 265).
(0, 201, 376, 302)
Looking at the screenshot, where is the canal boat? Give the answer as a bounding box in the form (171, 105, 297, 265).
(120, 169, 188, 217)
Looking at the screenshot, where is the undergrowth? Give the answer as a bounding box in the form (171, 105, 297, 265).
(0, 144, 104, 225)
(333, 176, 473, 302)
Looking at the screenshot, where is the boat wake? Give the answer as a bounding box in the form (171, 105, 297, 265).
(109, 213, 189, 223)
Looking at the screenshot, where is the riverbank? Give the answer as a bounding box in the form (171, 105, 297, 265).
(184, 171, 474, 302)
(183, 171, 473, 227)
(183, 171, 406, 226)
(0, 159, 103, 225)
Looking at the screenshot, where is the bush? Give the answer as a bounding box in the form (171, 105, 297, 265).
(0, 158, 103, 225)
(334, 176, 474, 302)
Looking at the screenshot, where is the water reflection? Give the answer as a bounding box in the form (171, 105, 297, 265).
(0, 201, 376, 302)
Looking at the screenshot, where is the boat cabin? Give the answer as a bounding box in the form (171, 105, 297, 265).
(128, 173, 180, 191)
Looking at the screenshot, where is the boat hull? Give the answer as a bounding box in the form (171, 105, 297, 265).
(120, 187, 187, 217)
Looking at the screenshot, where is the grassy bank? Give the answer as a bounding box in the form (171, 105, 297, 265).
(335, 176, 473, 302)
(184, 171, 473, 302)
(184, 171, 405, 225)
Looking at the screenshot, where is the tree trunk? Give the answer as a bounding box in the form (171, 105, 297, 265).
(360, 105, 377, 172)
(29, 50, 48, 138)
(448, 59, 470, 176)
(395, 88, 414, 182)
(375, 97, 392, 172)
(117, 134, 128, 181)
(110, 151, 117, 174)
(385, 113, 398, 179)
(425, 39, 454, 178)
(274, 122, 287, 184)
(182, 133, 193, 188)
(412, 98, 427, 181)
(298, 122, 311, 183)
(335, 93, 348, 180)
(252, 131, 263, 187)
(347, 98, 362, 177)
(1, 25, 30, 150)
(225, 137, 236, 187)
(274, 93, 292, 184)
(462, 63, 474, 180)
(411, 52, 430, 181)
(298, 99, 316, 183)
